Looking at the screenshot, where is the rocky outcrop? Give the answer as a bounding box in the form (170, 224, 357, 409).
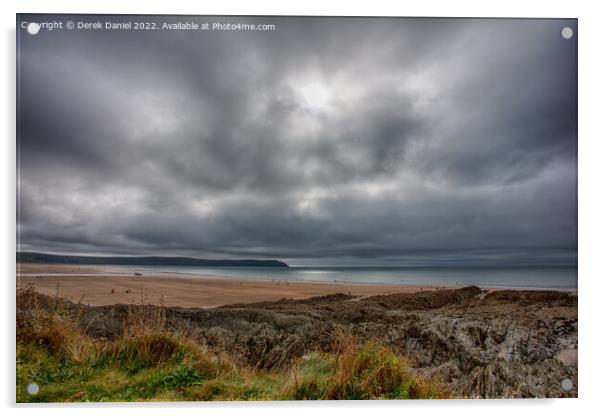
(20, 286, 577, 398)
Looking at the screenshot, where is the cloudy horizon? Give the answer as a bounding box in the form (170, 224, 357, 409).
(17, 16, 577, 267)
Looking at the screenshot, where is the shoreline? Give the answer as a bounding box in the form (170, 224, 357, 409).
(17, 263, 576, 308)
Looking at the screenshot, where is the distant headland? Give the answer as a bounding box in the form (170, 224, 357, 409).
(16, 251, 289, 268)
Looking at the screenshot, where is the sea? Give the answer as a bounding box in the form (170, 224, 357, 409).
(109, 265, 577, 290)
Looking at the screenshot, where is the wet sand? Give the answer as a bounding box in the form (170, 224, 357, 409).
(17, 263, 444, 308)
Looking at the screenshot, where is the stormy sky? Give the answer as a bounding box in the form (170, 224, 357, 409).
(17, 16, 577, 266)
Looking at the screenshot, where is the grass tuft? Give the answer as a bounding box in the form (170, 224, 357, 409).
(16, 287, 448, 402)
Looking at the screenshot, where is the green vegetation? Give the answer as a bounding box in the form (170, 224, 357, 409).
(16, 286, 448, 402)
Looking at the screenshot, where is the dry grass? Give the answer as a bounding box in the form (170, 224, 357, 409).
(16, 286, 448, 402)
(17, 285, 94, 363)
(285, 332, 448, 400)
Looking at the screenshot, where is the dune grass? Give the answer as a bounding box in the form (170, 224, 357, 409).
(16, 285, 448, 402)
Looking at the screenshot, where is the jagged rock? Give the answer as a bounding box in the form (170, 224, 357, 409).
(81, 308, 123, 338)
(20, 287, 577, 398)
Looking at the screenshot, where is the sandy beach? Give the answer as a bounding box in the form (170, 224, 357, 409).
(17, 263, 444, 308)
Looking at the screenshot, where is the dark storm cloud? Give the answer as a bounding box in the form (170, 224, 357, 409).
(17, 16, 577, 265)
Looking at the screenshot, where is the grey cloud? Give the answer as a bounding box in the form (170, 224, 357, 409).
(17, 15, 577, 266)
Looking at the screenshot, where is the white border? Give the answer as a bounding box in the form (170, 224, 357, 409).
(3, 1, 601, 415)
